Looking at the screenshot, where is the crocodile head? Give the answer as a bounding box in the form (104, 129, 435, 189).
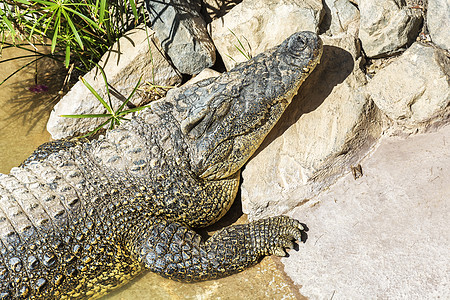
(181, 31, 323, 180)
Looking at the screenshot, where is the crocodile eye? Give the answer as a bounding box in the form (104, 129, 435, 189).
(288, 33, 307, 54)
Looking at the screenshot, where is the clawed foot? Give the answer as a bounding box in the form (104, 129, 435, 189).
(253, 215, 307, 257)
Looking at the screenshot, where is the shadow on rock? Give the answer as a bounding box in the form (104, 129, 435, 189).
(201, 0, 243, 23)
(253, 45, 355, 157)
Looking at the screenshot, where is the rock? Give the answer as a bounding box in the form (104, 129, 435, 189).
(427, 0, 450, 50)
(321, 0, 360, 36)
(210, 0, 323, 70)
(365, 42, 450, 130)
(184, 68, 221, 85)
(241, 34, 382, 219)
(145, 0, 216, 75)
(201, 0, 243, 22)
(358, 0, 422, 57)
(47, 26, 181, 140)
(283, 124, 450, 299)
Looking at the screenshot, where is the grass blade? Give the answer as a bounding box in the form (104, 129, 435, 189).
(93, 63, 113, 110)
(129, 0, 138, 20)
(117, 75, 142, 112)
(60, 114, 112, 119)
(79, 76, 113, 114)
(62, 10, 84, 50)
(63, 6, 103, 31)
(50, 9, 61, 53)
(119, 105, 151, 114)
(228, 28, 251, 60)
(1, 15, 16, 43)
(60, 113, 112, 118)
(79, 118, 112, 137)
(99, 0, 106, 24)
(65, 42, 70, 67)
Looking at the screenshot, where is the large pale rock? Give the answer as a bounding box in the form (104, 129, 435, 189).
(202, 0, 243, 22)
(210, 0, 323, 70)
(283, 124, 450, 299)
(365, 42, 450, 129)
(321, 0, 360, 36)
(241, 34, 381, 219)
(359, 0, 422, 57)
(184, 68, 221, 85)
(47, 26, 181, 139)
(427, 0, 450, 50)
(146, 0, 216, 75)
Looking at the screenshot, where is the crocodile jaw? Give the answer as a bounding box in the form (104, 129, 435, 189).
(191, 32, 323, 180)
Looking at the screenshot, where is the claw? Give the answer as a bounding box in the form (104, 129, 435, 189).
(282, 239, 295, 249)
(272, 246, 286, 257)
(296, 221, 304, 231)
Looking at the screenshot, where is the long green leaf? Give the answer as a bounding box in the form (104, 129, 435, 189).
(50, 9, 61, 53)
(118, 116, 131, 121)
(79, 118, 112, 138)
(1, 15, 16, 43)
(63, 6, 103, 31)
(117, 76, 142, 113)
(129, 0, 138, 20)
(79, 76, 113, 114)
(92, 63, 113, 110)
(228, 28, 251, 60)
(62, 10, 84, 50)
(99, 0, 106, 24)
(60, 113, 112, 118)
(29, 12, 51, 38)
(119, 105, 151, 115)
(29, 0, 55, 6)
(65, 42, 70, 68)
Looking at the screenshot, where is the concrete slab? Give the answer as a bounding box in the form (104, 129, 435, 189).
(283, 125, 450, 299)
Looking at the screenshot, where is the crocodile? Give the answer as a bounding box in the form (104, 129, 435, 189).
(0, 31, 322, 299)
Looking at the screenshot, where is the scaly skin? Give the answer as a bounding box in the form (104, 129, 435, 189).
(0, 31, 322, 299)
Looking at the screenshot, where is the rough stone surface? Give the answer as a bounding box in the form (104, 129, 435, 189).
(201, 0, 243, 22)
(365, 42, 450, 129)
(210, 0, 323, 70)
(321, 0, 360, 36)
(241, 34, 382, 219)
(427, 0, 450, 50)
(359, 0, 422, 57)
(47, 26, 181, 140)
(146, 0, 216, 75)
(184, 67, 221, 85)
(283, 124, 450, 299)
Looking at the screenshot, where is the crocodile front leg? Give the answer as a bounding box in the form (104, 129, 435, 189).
(131, 216, 304, 281)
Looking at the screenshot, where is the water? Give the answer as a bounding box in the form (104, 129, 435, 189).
(0, 44, 64, 173)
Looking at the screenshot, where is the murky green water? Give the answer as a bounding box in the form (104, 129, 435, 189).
(0, 44, 64, 173)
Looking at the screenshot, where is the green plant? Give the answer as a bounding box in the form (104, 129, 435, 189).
(61, 64, 148, 137)
(226, 28, 252, 63)
(0, 0, 142, 85)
